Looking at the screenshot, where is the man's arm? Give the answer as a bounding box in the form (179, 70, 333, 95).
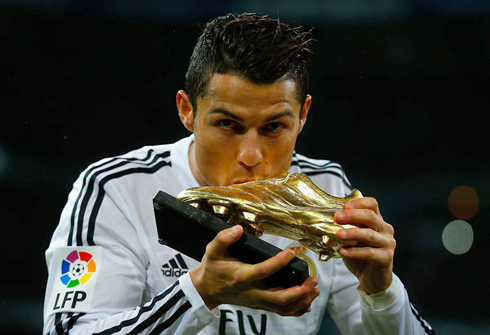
(334, 197, 395, 295)
(43, 181, 219, 335)
(332, 197, 435, 334)
(44, 225, 319, 335)
(44, 174, 319, 335)
(44, 273, 215, 335)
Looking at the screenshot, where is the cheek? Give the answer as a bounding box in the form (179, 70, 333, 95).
(194, 134, 235, 172)
(266, 138, 297, 168)
(198, 134, 234, 159)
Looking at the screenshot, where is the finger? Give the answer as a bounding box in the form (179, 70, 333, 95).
(345, 197, 382, 217)
(245, 249, 296, 281)
(270, 285, 320, 316)
(337, 228, 389, 248)
(206, 225, 243, 259)
(254, 280, 320, 316)
(340, 245, 395, 266)
(259, 276, 319, 305)
(335, 209, 383, 231)
(261, 290, 319, 317)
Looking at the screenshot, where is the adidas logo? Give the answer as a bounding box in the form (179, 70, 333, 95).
(161, 253, 189, 277)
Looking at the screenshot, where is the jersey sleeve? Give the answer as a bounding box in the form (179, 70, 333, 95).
(359, 275, 435, 335)
(326, 260, 435, 335)
(43, 164, 218, 334)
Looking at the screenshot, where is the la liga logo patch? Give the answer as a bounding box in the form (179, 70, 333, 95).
(60, 250, 97, 287)
(48, 246, 102, 315)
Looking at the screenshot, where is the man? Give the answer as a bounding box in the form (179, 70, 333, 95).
(44, 13, 434, 334)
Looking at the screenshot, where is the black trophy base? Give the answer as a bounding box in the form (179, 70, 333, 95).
(153, 190, 309, 288)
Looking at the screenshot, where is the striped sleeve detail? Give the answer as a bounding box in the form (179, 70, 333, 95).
(410, 303, 436, 334)
(92, 280, 191, 335)
(47, 312, 85, 335)
(66, 149, 171, 247)
(148, 302, 192, 335)
(291, 153, 353, 191)
(46, 280, 191, 335)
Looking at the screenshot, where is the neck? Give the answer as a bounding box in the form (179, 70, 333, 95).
(188, 140, 207, 186)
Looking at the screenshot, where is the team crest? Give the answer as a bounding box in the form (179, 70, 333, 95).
(287, 242, 317, 278)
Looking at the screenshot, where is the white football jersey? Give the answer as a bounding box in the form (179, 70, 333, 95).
(44, 135, 434, 335)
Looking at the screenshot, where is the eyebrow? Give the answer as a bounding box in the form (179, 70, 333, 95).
(265, 110, 295, 122)
(209, 108, 244, 122)
(208, 108, 295, 122)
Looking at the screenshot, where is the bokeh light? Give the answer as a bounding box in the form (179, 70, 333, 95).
(442, 220, 474, 255)
(448, 185, 479, 220)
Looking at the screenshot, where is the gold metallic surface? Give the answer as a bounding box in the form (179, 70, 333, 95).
(177, 172, 362, 261)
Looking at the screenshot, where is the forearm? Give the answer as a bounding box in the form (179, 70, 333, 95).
(327, 260, 434, 335)
(360, 275, 435, 335)
(44, 273, 218, 335)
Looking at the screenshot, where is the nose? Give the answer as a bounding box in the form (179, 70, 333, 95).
(237, 131, 263, 168)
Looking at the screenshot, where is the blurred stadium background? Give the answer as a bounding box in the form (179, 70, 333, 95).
(0, 0, 488, 334)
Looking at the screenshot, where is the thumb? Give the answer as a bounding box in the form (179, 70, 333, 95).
(206, 225, 243, 258)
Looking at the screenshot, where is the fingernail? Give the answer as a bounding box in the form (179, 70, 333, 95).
(336, 212, 344, 220)
(231, 225, 240, 236)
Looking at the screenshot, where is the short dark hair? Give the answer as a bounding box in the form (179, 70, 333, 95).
(185, 13, 312, 113)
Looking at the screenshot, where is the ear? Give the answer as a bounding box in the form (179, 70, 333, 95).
(176, 90, 195, 132)
(298, 94, 312, 133)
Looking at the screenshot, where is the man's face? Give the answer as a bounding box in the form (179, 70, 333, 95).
(177, 73, 311, 186)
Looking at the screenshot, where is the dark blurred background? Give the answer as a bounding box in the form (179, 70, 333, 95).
(1, 1, 488, 334)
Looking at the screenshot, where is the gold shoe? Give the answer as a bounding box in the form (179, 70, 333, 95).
(177, 172, 362, 261)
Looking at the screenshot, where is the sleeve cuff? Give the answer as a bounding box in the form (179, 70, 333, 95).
(357, 276, 399, 310)
(179, 272, 220, 324)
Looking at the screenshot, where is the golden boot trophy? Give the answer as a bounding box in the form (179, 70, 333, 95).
(178, 172, 361, 262)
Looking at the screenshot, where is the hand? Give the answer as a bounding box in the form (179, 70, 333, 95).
(189, 225, 320, 316)
(334, 197, 396, 295)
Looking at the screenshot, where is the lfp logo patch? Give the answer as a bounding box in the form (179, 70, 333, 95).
(48, 246, 102, 315)
(60, 250, 97, 287)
